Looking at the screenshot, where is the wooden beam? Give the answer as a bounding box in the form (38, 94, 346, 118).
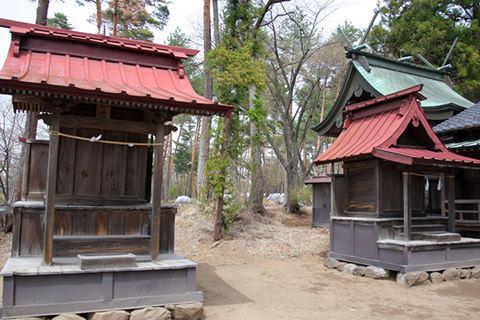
(150, 125, 164, 260)
(447, 175, 456, 233)
(403, 172, 412, 241)
(43, 116, 60, 265)
(40, 114, 155, 135)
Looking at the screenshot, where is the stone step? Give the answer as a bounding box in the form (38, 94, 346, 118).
(393, 224, 446, 232)
(414, 232, 462, 242)
(398, 231, 462, 242)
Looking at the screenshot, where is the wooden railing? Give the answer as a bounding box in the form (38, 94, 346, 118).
(443, 199, 480, 230)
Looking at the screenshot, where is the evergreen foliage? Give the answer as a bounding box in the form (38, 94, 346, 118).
(47, 12, 73, 30)
(369, 0, 480, 102)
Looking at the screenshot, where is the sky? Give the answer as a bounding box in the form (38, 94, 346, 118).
(0, 0, 379, 67)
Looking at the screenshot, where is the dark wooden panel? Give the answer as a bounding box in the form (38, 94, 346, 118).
(381, 161, 403, 212)
(109, 211, 125, 235)
(346, 164, 376, 212)
(95, 211, 109, 235)
(72, 210, 89, 235)
(56, 127, 77, 195)
(125, 212, 139, 235)
(19, 210, 43, 256)
(159, 208, 176, 254)
(27, 143, 49, 194)
(53, 235, 150, 256)
(74, 128, 103, 195)
(54, 211, 72, 236)
(126, 133, 148, 199)
(101, 131, 127, 196)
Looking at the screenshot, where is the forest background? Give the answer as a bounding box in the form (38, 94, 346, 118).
(0, 0, 478, 239)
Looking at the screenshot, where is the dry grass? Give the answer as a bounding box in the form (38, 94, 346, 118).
(175, 202, 329, 259)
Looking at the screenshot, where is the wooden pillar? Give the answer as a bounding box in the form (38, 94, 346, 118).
(151, 125, 164, 260)
(403, 172, 412, 241)
(43, 117, 60, 265)
(447, 175, 456, 233)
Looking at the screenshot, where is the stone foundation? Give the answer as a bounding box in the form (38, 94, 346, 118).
(12, 303, 204, 320)
(324, 257, 480, 287)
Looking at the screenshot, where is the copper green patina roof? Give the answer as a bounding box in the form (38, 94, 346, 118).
(313, 48, 474, 136)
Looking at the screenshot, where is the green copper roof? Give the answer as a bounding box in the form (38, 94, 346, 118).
(353, 60, 473, 109)
(312, 49, 474, 136)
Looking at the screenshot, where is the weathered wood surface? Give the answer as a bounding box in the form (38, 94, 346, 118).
(345, 161, 376, 214)
(24, 129, 149, 204)
(13, 206, 176, 257)
(53, 235, 150, 256)
(151, 125, 164, 260)
(44, 117, 60, 265)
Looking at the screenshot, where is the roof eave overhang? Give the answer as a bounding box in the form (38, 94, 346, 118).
(0, 80, 233, 117)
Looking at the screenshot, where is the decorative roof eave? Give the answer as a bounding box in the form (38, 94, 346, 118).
(312, 49, 473, 137)
(0, 81, 232, 117)
(313, 85, 480, 169)
(346, 48, 450, 79)
(0, 19, 233, 117)
(0, 18, 198, 59)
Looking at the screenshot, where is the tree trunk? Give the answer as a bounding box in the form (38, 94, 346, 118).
(96, 0, 102, 34)
(197, 0, 213, 198)
(113, 0, 118, 36)
(248, 86, 265, 215)
(213, 117, 231, 241)
(35, 0, 50, 26)
(212, 0, 220, 46)
(188, 116, 201, 198)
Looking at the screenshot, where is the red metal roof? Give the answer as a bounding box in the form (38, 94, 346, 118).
(0, 19, 232, 117)
(314, 85, 480, 168)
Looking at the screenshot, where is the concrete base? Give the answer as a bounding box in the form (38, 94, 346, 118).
(1, 254, 203, 319)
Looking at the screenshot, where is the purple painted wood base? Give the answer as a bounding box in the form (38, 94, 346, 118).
(1, 254, 202, 318)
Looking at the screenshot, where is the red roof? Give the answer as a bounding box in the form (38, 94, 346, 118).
(314, 85, 480, 168)
(0, 19, 232, 117)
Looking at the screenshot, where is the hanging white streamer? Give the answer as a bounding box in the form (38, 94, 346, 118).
(425, 178, 429, 191)
(437, 178, 442, 191)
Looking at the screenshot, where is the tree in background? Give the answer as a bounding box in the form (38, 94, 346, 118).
(103, 0, 169, 40)
(47, 12, 73, 30)
(0, 98, 25, 203)
(75, 0, 104, 34)
(369, 0, 480, 102)
(261, 1, 338, 213)
(206, 0, 268, 239)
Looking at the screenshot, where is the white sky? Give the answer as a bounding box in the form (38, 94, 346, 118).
(0, 0, 378, 66)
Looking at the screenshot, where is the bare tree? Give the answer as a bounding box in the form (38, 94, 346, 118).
(0, 98, 25, 203)
(262, 1, 339, 213)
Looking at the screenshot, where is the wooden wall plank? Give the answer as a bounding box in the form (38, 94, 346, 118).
(72, 211, 89, 235)
(53, 235, 150, 256)
(56, 127, 77, 195)
(74, 128, 103, 195)
(101, 131, 127, 196)
(54, 211, 72, 236)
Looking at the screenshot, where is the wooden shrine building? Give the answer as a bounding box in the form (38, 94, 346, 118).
(314, 85, 480, 272)
(0, 19, 232, 318)
(433, 102, 480, 236)
(312, 48, 473, 137)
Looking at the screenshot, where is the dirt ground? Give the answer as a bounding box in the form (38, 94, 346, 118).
(0, 203, 479, 319)
(175, 203, 480, 320)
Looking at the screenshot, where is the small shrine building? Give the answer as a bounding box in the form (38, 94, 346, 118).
(0, 19, 232, 318)
(314, 85, 480, 272)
